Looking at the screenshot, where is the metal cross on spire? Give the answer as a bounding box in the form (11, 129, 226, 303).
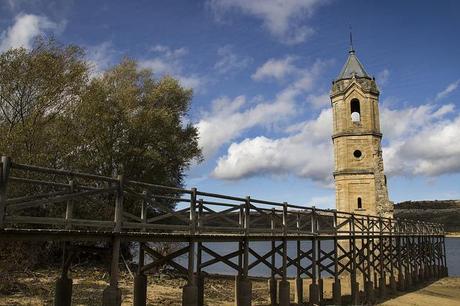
(349, 25, 354, 52)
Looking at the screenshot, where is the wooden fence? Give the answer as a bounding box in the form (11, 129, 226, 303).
(0, 156, 448, 306)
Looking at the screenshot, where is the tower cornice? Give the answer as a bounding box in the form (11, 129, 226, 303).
(330, 77, 379, 99)
(332, 131, 382, 139)
(333, 169, 375, 177)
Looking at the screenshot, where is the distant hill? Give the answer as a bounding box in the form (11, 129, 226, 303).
(394, 200, 460, 233)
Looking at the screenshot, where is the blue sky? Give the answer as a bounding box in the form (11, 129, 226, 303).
(1, 0, 460, 208)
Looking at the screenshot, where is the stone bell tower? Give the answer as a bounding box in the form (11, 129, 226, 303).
(330, 43, 393, 217)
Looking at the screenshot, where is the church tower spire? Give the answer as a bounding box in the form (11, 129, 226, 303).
(330, 43, 393, 217)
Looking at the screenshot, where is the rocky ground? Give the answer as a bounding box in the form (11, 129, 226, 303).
(1, 267, 459, 305)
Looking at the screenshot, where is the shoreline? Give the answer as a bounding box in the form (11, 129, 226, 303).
(1, 267, 459, 305)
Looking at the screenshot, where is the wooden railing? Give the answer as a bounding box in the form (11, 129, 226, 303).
(0, 156, 444, 237)
(0, 156, 449, 306)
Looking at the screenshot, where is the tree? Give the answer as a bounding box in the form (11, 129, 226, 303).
(0, 38, 88, 166)
(0, 38, 202, 268)
(66, 59, 201, 188)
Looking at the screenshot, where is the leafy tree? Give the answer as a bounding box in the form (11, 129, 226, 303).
(65, 59, 201, 187)
(0, 38, 202, 268)
(0, 38, 88, 165)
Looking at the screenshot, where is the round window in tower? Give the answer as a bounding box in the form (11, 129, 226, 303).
(353, 150, 362, 159)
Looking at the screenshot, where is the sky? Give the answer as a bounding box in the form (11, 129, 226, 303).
(1, 0, 460, 208)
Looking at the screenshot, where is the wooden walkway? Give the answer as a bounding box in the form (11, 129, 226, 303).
(0, 156, 448, 305)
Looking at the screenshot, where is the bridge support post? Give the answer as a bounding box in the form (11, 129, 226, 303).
(279, 203, 290, 306)
(405, 266, 412, 289)
(0, 156, 11, 228)
(295, 214, 303, 306)
(378, 273, 386, 298)
(54, 183, 75, 306)
(365, 278, 375, 304)
(269, 211, 277, 306)
(309, 208, 320, 306)
(182, 283, 198, 306)
(268, 278, 277, 306)
(279, 280, 290, 306)
(103, 237, 122, 306)
(442, 236, 448, 277)
(397, 271, 405, 291)
(134, 195, 148, 306)
(332, 214, 342, 306)
(133, 242, 147, 306)
(182, 240, 198, 306)
(389, 275, 397, 294)
(332, 279, 341, 305)
(183, 188, 198, 306)
(350, 214, 359, 306)
(54, 275, 72, 306)
(133, 274, 147, 306)
(236, 276, 252, 306)
(294, 277, 303, 305)
(103, 176, 123, 306)
(196, 240, 204, 306)
(195, 273, 204, 306)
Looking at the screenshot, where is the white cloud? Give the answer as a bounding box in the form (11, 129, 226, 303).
(252, 56, 297, 81)
(211, 100, 460, 183)
(212, 108, 333, 184)
(377, 68, 390, 86)
(86, 41, 117, 78)
(306, 92, 330, 109)
(208, 0, 323, 44)
(197, 92, 297, 158)
(197, 59, 328, 158)
(214, 45, 252, 74)
(380, 103, 454, 140)
(139, 45, 206, 92)
(435, 79, 460, 100)
(382, 104, 460, 177)
(310, 195, 335, 209)
(0, 14, 61, 52)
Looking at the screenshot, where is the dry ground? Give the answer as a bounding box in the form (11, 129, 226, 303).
(0, 267, 459, 305)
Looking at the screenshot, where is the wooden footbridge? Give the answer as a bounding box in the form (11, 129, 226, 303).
(0, 156, 448, 305)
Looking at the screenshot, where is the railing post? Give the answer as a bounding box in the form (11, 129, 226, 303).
(309, 206, 319, 305)
(295, 212, 303, 305)
(196, 199, 204, 306)
(183, 188, 198, 306)
(378, 217, 386, 298)
(442, 234, 448, 276)
(364, 215, 374, 304)
(243, 196, 250, 276)
(236, 196, 252, 306)
(65, 181, 74, 230)
(55, 180, 75, 306)
(114, 175, 124, 232)
(103, 175, 124, 306)
(350, 213, 359, 305)
(269, 208, 277, 306)
(279, 202, 290, 306)
(197, 199, 203, 233)
(389, 219, 397, 293)
(332, 211, 341, 305)
(0, 156, 11, 228)
(244, 196, 250, 237)
(133, 190, 148, 306)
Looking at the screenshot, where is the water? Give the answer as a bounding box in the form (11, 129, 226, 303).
(168, 238, 460, 277)
(446, 237, 460, 276)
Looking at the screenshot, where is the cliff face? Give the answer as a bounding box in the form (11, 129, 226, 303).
(394, 200, 460, 232)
